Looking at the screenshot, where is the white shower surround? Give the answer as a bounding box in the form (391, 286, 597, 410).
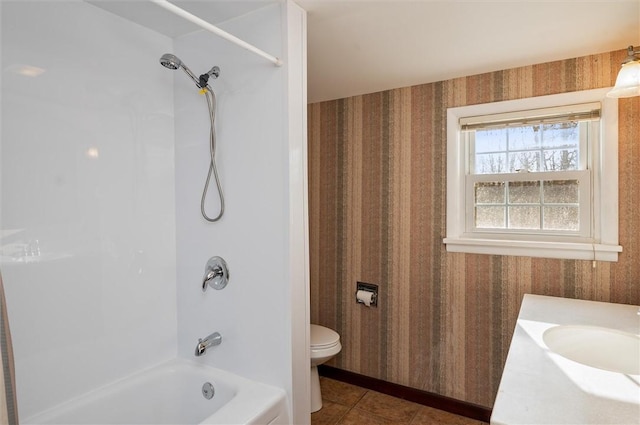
(174, 1, 309, 421)
(24, 358, 289, 424)
(0, 0, 308, 423)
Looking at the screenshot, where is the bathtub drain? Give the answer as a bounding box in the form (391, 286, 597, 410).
(202, 382, 215, 400)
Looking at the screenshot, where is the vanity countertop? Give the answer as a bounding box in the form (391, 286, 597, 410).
(491, 294, 640, 425)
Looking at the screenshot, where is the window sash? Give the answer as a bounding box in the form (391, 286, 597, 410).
(465, 170, 592, 238)
(466, 121, 590, 174)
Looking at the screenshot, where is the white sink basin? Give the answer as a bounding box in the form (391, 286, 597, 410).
(543, 325, 640, 375)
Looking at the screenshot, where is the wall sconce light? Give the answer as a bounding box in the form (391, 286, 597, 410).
(607, 45, 640, 98)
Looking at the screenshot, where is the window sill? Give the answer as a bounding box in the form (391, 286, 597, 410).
(443, 237, 622, 262)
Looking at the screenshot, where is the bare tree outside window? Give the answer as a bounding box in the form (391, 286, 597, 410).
(472, 122, 583, 231)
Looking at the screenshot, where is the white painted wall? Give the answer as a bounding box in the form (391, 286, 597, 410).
(0, 1, 177, 419)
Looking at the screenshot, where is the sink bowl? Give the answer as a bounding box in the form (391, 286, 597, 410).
(543, 325, 640, 375)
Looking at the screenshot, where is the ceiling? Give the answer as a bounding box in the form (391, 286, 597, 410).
(300, 0, 640, 103)
(88, 0, 640, 103)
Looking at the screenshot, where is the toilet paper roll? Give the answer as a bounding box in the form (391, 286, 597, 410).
(356, 290, 374, 307)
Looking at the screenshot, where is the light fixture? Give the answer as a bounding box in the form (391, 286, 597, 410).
(607, 45, 640, 98)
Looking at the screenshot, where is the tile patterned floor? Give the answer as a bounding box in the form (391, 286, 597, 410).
(311, 377, 489, 425)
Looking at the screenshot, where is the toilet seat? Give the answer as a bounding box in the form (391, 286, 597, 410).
(311, 324, 340, 350)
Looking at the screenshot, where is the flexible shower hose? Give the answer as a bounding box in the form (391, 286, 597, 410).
(201, 87, 225, 222)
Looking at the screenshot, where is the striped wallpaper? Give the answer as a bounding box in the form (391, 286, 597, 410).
(308, 49, 640, 408)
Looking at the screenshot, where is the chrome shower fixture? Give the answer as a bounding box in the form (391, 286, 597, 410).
(159, 53, 199, 87)
(202, 256, 229, 292)
(159, 53, 181, 70)
(159, 53, 219, 90)
(194, 332, 222, 357)
(198, 66, 220, 89)
(159, 53, 225, 222)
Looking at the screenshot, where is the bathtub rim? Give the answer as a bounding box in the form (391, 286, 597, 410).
(22, 357, 289, 425)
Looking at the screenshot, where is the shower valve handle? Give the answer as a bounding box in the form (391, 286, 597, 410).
(202, 256, 229, 292)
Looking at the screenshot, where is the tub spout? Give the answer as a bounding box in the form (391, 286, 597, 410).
(195, 332, 222, 356)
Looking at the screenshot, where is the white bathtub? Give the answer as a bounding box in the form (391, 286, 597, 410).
(24, 358, 289, 424)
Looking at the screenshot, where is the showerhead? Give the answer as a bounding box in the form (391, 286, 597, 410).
(160, 53, 201, 87)
(159, 53, 181, 70)
(160, 53, 219, 91)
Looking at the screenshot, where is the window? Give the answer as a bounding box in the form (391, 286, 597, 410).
(444, 88, 622, 261)
(465, 104, 596, 238)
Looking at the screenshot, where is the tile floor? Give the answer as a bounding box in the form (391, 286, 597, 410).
(311, 377, 489, 425)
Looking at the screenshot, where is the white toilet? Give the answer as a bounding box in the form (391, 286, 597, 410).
(310, 324, 342, 413)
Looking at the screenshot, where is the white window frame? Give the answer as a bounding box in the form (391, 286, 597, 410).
(444, 88, 622, 261)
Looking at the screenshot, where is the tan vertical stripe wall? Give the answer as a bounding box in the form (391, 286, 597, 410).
(308, 49, 640, 408)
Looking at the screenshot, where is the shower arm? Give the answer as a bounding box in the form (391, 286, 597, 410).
(199, 67, 220, 89)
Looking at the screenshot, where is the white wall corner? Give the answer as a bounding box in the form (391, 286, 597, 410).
(284, 1, 310, 423)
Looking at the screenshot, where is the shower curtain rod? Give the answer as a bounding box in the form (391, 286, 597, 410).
(150, 0, 283, 67)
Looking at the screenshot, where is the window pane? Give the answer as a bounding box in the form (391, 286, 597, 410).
(508, 125, 540, 150)
(509, 206, 540, 229)
(541, 122, 579, 149)
(475, 182, 505, 204)
(475, 128, 507, 153)
(543, 180, 579, 204)
(542, 149, 578, 171)
(508, 181, 540, 204)
(476, 206, 505, 228)
(508, 151, 540, 172)
(543, 206, 579, 231)
(475, 153, 508, 174)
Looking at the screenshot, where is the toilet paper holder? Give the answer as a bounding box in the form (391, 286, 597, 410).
(355, 282, 378, 307)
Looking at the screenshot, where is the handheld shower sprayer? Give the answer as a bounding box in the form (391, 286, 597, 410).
(159, 53, 225, 222)
(159, 53, 181, 70)
(159, 53, 200, 88)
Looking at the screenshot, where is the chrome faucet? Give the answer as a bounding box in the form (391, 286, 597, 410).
(195, 332, 222, 356)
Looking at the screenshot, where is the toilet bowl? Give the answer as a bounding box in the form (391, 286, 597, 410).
(310, 324, 341, 413)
